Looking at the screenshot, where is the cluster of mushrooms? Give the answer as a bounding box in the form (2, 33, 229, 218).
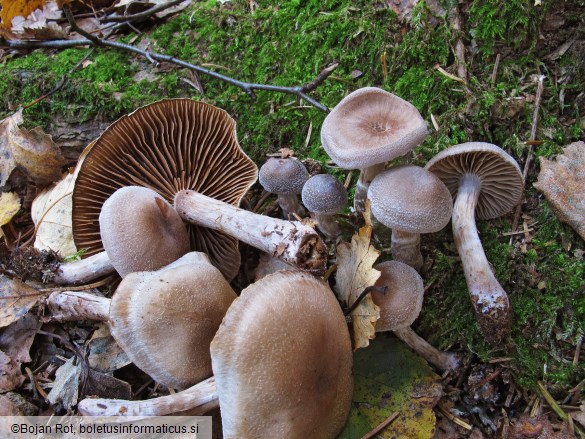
(45, 88, 523, 438)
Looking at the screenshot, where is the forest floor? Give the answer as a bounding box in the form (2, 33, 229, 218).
(1, 0, 584, 438)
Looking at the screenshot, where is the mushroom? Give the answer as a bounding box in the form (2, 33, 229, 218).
(425, 142, 523, 344)
(367, 165, 453, 271)
(78, 271, 353, 439)
(47, 252, 237, 389)
(301, 173, 348, 240)
(98, 186, 190, 277)
(258, 157, 309, 219)
(321, 87, 428, 212)
(72, 99, 258, 281)
(174, 190, 327, 274)
(373, 260, 460, 372)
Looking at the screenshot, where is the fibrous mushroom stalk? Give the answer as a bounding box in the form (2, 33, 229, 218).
(354, 162, 385, 213)
(78, 377, 218, 416)
(313, 213, 342, 240)
(276, 193, 306, 219)
(174, 190, 327, 274)
(393, 327, 460, 372)
(390, 230, 423, 272)
(45, 291, 110, 321)
(452, 174, 512, 343)
(53, 252, 115, 285)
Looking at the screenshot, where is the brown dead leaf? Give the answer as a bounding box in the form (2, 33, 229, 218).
(0, 109, 65, 186)
(87, 324, 130, 373)
(335, 202, 381, 349)
(534, 141, 585, 241)
(0, 350, 23, 392)
(0, 315, 40, 392)
(0, 275, 44, 328)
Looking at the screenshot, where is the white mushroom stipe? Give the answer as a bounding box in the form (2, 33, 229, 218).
(174, 190, 327, 274)
(53, 251, 115, 285)
(46, 290, 110, 321)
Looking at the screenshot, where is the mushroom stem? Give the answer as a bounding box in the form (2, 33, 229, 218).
(174, 190, 327, 274)
(390, 230, 423, 272)
(393, 327, 460, 372)
(277, 193, 306, 219)
(314, 213, 342, 240)
(45, 291, 110, 321)
(77, 376, 218, 416)
(53, 252, 115, 285)
(452, 174, 512, 343)
(355, 163, 386, 212)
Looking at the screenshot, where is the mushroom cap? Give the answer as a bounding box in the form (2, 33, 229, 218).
(321, 87, 428, 170)
(425, 142, 523, 220)
(210, 270, 353, 439)
(368, 165, 453, 233)
(109, 252, 237, 390)
(258, 157, 309, 194)
(301, 174, 348, 215)
(99, 186, 190, 277)
(373, 260, 424, 331)
(72, 99, 258, 281)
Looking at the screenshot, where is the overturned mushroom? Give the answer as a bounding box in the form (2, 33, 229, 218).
(47, 252, 237, 389)
(78, 271, 353, 439)
(72, 99, 258, 281)
(321, 87, 428, 212)
(368, 165, 453, 271)
(301, 173, 348, 240)
(426, 142, 523, 344)
(259, 157, 309, 219)
(373, 260, 460, 372)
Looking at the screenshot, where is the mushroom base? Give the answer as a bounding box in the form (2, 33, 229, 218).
(390, 230, 423, 272)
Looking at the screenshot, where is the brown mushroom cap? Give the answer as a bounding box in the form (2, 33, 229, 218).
(368, 165, 453, 233)
(258, 157, 309, 194)
(321, 87, 428, 169)
(373, 260, 424, 331)
(99, 186, 190, 277)
(109, 252, 237, 390)
(425, 142, 523, 220)
(73, 99, 258, 281)
(301, 174, 348, 215)
(210, 270, 353, 439)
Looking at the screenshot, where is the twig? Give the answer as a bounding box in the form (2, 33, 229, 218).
(102, 0, 185, 23)
(360, 412, 399, 439)
(538, 381, 584, 436)
(344, 285, 387, 316)
(438, 403, 473, 430)
(491, 53, 501, 87)
(5, 6, 332, 113)
(509, 74, 545, 243)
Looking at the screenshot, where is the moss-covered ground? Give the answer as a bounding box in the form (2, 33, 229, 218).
(2, 0, 584, 407)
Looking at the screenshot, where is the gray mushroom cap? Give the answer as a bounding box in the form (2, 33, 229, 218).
(425, 142, 523, 220)
(258, 158, 309, 194)
(368, 165, 453, 233)
(321, 87, 428, 170)
(301, 174, 348, 215)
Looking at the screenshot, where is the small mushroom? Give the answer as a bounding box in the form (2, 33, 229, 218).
(301, 173, 348, 240)
(321, 87, 428, 212)
(47, 252, 237, 389)
(99, 186, 190, 277)
(426, 142, 523, 344)
(258, 157, 309, 219)
(373, 260, 460, 372)
(368, 165, 453, 271)
(78, 271, 353, 439)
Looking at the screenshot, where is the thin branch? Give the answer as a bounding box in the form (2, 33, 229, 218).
(4, 7, 331, 112)
(102, 0, 186, 23)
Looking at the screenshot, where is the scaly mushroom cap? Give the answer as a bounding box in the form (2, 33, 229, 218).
(321, 87, 428, 169)
(109, 252, 237, 390)
(373, 260, 424, 331)
(301, 174, 348, 215)
(425, 142, 523, 220)
(99, 186, 190, 277)
(211, 270, 353, 439)
(258, 157, 309, 194)
(368, 165, 453, 233)
(73, 99, 258, 281)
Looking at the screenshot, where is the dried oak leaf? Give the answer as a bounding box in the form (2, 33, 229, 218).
(534, 141, 585, 241)
(0, 275, 44, 328)
(335, 203, 381, 350)
(0, 315, 40, 392)
(0, 109, 65, 186)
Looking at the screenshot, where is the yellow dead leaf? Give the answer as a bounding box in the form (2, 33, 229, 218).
(0, 109, 65, 186)
(0, 0, 46, 29)
(0, 192, 21, 227)
(335, 202, 381, 350)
